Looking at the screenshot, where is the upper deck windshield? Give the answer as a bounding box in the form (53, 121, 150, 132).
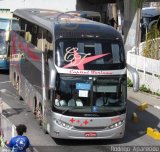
(53, 75, 127, 116)
(55, 39, 125, 70)
(0, 19, 10, 30)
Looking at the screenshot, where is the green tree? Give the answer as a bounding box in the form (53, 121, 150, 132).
(143, 17, 160, 59)
(132, 0, 145, 9)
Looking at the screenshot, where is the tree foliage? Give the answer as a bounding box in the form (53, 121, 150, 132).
(143, 17, 160, 59)
(132, 0, 146, 9)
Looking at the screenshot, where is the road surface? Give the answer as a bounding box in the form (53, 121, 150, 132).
(0, 70, 160, 152)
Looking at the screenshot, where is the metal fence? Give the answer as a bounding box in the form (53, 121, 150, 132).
(0, 114, 16, 152)
(0, 114, 16, 142)
(0, 98, 36, 152)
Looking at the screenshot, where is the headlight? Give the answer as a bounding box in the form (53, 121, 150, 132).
(56, 120, 73, 129)
(108, 120, 125, 129)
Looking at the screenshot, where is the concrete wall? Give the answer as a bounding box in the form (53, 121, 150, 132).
(123, 0, 138, 53)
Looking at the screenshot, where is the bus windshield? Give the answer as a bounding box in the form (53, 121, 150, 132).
(54, 76, 126, 114)
(55, 39, 125, 70)
(0, 19, 20, 31)
(0, 19, 10, 30)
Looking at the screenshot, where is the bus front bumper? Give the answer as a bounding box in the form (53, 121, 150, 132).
(50, 120, 125, 139)
(0, 60, 9, 70)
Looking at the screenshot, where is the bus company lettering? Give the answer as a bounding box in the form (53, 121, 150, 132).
(69, 70, 112, 75)
(91, 70, 112, 75)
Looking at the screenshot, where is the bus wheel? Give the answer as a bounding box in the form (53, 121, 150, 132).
(16, 80, 23, 100)
(42, 122, 48, 134)
(33, 99, 37, 118)
(13, 73, 16, 87)
(37, 104, 43, 126)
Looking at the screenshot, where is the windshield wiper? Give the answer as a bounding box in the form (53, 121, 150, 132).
(108, 107, 126, 115)
(62, 107, 84, 115)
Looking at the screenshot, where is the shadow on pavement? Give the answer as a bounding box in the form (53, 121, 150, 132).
(0, 69, 9, 75)
(3, 108, 26, 118)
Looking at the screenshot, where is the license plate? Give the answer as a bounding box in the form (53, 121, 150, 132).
(85, 132, 97, 137)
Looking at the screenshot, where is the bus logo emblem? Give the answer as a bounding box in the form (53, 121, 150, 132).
(63, 47, 110, 70)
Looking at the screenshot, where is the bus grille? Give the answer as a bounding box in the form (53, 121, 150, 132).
(73, 126, 106, 131)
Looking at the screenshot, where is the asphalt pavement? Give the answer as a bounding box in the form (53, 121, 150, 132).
(127, 87, 160, 109)
(0, 73, 160, 152)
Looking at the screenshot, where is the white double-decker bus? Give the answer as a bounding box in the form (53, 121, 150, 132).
(10, 9, 138, 139)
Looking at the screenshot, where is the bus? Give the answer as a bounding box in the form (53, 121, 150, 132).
(0, 17, 20, 70)
(10, 9, 138, 139)
(66, 11, 102, 22)
(141, 7, 160, 41)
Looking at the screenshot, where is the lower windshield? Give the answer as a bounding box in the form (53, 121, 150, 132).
(53, 75, 127, 114)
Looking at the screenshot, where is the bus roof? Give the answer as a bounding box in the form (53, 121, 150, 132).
(66, 11, 101, 17)
(142, 7, 160, 17)
(13, 9, 122, 40)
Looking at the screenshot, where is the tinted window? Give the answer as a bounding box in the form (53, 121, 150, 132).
(55, 39, 125, 70)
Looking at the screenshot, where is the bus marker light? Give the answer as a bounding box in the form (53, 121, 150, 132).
(111, 117, 121, 123)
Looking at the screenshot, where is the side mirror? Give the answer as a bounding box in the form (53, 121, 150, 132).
(48, 89, 55, 106)
(48, 59, 57, 89)
(127, 64, 139, 92)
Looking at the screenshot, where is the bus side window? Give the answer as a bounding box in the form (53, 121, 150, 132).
(36, 27, 47, 51)
(12, 20, 21, 31)
(31, 25, 38, 46)
(25, 32, 32, 42)
(24, 23, 33, 43)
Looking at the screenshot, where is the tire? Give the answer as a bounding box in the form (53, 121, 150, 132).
(16, 80, 23, 100)
(42, 122, 48, 134)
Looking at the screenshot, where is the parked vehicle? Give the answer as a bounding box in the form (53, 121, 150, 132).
(0, 17, 20, 70)
(10, 9, 138, 139)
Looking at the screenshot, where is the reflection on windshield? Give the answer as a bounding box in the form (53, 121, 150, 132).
(0, 32, 6, 55)
(0, 20, 10, 30)
(54, 76, 127, 113)
(0, 19, 20, 31)
(55, 39, 125, 70)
